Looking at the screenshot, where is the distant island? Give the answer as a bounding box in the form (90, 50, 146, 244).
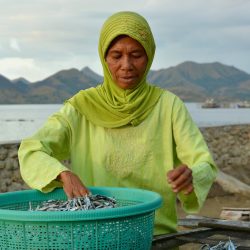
(0, 61, 250, 104)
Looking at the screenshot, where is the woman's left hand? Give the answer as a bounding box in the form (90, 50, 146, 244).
(166, 165, 193, 195)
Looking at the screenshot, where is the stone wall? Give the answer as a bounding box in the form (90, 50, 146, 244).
(0, 141, 29, 192)
(200, 124, 250, 186)
(0, 124, 249, 193)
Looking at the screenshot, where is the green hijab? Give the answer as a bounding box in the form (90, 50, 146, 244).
(68, 11, 164, 128)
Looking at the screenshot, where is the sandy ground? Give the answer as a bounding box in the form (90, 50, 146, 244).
(177, 194, 250, 219)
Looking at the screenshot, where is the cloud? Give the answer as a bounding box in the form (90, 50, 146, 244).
(0, 56, 103, 82)
(0, 58, 45, 81)
(10, 38, 21, 52)
(0, 0, 250, 80)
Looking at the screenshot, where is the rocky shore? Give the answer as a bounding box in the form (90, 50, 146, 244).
(200, 125, 250, 186)
(0, 124, 249, 194)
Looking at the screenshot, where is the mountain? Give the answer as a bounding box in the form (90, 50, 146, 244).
(0, 67, 103, 104)
(0, 74, 14, 89)
(147, 61, 250, 101)
(0, 62, 249, 104)
(12, 77, 30, 85)
(12, 77, 30, 93)
(0, 74, 26, 104)
(81, 66, 103, 83)
(26, 68, 103, 103)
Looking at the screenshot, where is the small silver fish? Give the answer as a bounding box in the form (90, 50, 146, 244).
(30, 194, 117, 212)
(200, 238, 237, 250)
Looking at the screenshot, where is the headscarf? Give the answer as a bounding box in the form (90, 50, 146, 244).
(68, 11, 164, 128)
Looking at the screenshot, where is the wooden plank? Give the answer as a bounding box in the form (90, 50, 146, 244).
(152, 228, 213, 242)
(179, 217, 250, 232)
(199, 219, 250, 232)
(179, 218, 202, 228)
(222, 207, 250, 211)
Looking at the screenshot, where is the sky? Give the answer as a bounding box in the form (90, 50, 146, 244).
(0, 0, 250, 82)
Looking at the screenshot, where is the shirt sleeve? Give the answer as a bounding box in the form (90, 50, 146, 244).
(171, 97, 218, 213)
(18, 104, 74, 193)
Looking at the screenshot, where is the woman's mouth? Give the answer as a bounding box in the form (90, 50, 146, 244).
(120, 76, 136, 82)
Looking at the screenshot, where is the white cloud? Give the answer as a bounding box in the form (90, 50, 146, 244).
(0, 58, 45, 81)
(0, 0, 250, 79)
(10, 38, 21, 52)
(0, 56, 103, 82)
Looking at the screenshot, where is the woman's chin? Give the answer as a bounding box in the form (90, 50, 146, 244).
(116, 80, 139, 90)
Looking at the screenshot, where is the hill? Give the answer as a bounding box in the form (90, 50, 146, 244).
(0, 61, 249, 103)
(0, 74, 26, 104)
(147, 61, 250, 102)
(26, 67, 102, 103)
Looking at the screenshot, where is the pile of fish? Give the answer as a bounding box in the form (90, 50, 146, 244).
(200, 239, 237, 250)
(29, 194, 117, 211)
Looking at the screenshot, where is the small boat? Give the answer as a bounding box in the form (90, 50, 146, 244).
(236, 101, 250, 108)
(202, 98, 220, 108)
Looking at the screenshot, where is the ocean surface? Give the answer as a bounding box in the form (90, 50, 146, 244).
(0, 103, 250, 142)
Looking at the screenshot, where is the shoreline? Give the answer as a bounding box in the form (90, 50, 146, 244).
(0, 124, 249, 194)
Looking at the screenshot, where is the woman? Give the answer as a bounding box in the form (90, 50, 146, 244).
(18, 11, 217, 235)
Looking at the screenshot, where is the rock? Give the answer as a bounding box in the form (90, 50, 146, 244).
(9, 149, 18, 158)
(1, 170, 12, 179)
(7, 182, 23, 192)
(0, 184, 7, 192)
(5, 158, 16, 170)
(12, 159, 19, 170)
(0, 148, 8, 161)
(230, 147, 241, 157)
(0, 161, 5, 169)
(11, 171, 23, 182)
(20, 183, 30, 190)
(208, 182, 229, 197)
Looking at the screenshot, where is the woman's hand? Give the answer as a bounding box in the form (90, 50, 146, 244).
(58, 171, 89, 199)
(167, 165, 193, 195)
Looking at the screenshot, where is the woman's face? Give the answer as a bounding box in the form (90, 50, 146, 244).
(105, 36, 148, 89)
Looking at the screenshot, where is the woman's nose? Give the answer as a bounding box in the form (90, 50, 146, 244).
(120, 56, 133, 70)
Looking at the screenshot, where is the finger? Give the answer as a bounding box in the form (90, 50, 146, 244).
(75, 182, 89, 197)
(73, 186, 89, 198)
(172, 176, 193, 193)
(59, 171, 89, 198)
(167, 165, 187, 182)
(80, 186, 90, 196)
(171, 168, 192, 188)
(63, 186, 74, 199)
(183, 184, 194, 195)
(63, 180, 80, 198)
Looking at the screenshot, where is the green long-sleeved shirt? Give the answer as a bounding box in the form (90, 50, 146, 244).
(18, 90, 217, 235)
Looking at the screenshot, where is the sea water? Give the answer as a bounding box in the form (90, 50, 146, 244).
(0, 103, 250, 142)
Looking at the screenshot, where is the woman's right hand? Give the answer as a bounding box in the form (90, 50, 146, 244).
(58, 171, 89, 199)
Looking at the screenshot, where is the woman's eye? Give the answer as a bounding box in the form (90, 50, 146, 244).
(113, 55, 121, 59)
(109, 53, 121, 59)
(132, 53, 142, 58)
